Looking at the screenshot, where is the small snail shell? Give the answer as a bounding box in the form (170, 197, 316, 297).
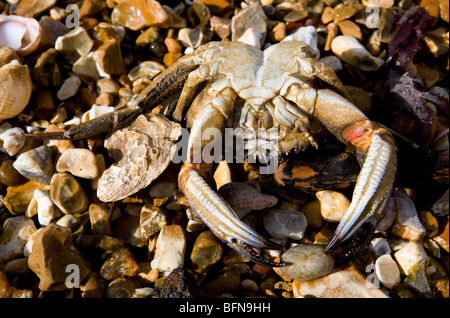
(0, 59, 32, 120)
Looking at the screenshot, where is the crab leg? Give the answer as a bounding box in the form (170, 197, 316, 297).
(179, 83, 285, 267)
(284, 87, 397, 257)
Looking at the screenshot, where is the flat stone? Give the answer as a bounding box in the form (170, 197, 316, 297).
(139, 204, 168, 240)
(300, 199, 323, 229)
(237, 28, 264, 49)
(321, 6, 336, 24)
(50, 172, 89, 215)
(32, 48, 62, 87)
(209, 15, 231, 39)
(113, 215, 146, 247)
(92, 39, 127, 75)
(100, 247, 140, 280)
(13, 145, 54, 185)
(151, 225, 187, 273)
(178, 25, 213, 48)
(369, 237, 392, 258)
(56, 148, 98, 179)
(79, 0, 107, 18)
(337, 20, 363, 41)
(80, 272, 106, 298)
(105, 277, 141, 298)
(263, 209, 308, 240)
(0, 215, 37, 261)
(72, 54, 101, 80)
(333, 5, 359, 24)
(318, 55, 343, 73)
(292, 264, 389, 298)
(280, 244, 334, 281)
(375, 254, 401, 289)
(316, 190, 350, 223)
(15, 0, 57, 18)
(0, 159, 27, 187)
(394, 240, 430, 275)
(419, 210, 440, 237)
(55, 214, 79, 229)
(231, 2, 267, 42)
(89, 203, 113, 235)
(190, 230, 223, 273)
(28, 224, 90, 291)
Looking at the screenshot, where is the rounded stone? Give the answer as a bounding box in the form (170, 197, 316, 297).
(55, 148, 98, 179)
(50, 172, 89, 215)
(0, 159, 27, 186)
(280, 244, 334, 281)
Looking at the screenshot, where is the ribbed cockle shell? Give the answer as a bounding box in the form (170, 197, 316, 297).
(0, 59, 32, 120)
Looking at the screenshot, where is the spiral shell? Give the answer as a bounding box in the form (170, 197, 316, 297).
(0, 58, 32, 120)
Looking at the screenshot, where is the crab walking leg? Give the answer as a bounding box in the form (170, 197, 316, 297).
(179, 85, 284, 267)
(284, 87, 397, 254)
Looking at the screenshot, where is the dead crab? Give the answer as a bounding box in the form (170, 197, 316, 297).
(29, 41, 397, 267)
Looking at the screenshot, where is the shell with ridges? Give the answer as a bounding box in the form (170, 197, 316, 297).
(0, 14, 42, 56)
(0, 59, 32, 120)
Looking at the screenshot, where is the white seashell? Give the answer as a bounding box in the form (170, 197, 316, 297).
(331, 35, 384, 72)
(0, 59, 32, 120)
(0, 14, 42, 56)
(0, 127, 26, 156)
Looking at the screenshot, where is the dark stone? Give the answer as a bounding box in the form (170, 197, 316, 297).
(159, 267, 200, 298)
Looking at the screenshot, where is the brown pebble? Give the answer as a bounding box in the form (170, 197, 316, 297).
(337, 20, 363, 41)
(322, 7, 336, 24)
(105, 277, 140, 298)
(0, 160, 27, 187)
(163, 52, 183, 67)
(100, 248, 140, 280)
(164, 38, 182, 53)
(325, 23, 338, 51)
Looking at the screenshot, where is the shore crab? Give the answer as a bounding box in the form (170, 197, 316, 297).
(29, 41, 397, 267)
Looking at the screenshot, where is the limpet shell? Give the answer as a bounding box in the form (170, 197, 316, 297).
(0, 59, 32, 120)
(0, 14, 42, 56)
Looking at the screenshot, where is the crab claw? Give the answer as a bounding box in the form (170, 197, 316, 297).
(179, 163, 285, 267)
(325, 120, 397, 257)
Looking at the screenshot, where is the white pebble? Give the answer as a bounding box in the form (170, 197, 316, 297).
(283, 25, 320, 59)
(375, 254, 401, 289)
(369, 237, 391, 258)
(56, 148, 99, 179)
(0, 127, 26, 156)
(393, 240, 429, 275)
(318, 55, 343, 73)
(237, 28, 263, 49)
(56, 214, 79, 229)
(23, 228, 44, 257)
(263, 209, 307, 240)
(151, 225, 186, 273)
(0, 215, 37, 261)
(34, 189, 61, 226)
(57, 75, 81, 100)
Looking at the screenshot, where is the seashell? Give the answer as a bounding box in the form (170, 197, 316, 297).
(97, 114, 181, 202)
(0, 14, 42, 56)
(217, 182, 278, 219)
(0, 59, 32, 120)
(331, 35, 384, 72)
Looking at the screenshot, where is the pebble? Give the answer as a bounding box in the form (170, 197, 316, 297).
(160, 267, 200, 298)
(292, 264, 389, 298)
(393, 259, 432, 298)
(14, 0, 56, 17)
(280, 244, 334, 281)
(391, 188, 427, 241)
(55, 214, 79, 229)
(237, 28, 264, 49)
(209, 15, 231, 39)
(331, 35, 385, 72)
(321, 6, 336, 24)
(50, 172, 89, 215)
(34, 188, 60, 226)
(4, 257, 30, 276)
(362, 0, 394, 8)
(80, 272, 105, 298)
(2, 180, 45, 215)
(33, 48, 62, 87)
(201, 269, 241, 298)
(178, 25, 213, 49)
(283, 25, 320, 59)
(375, 254, 401, 289)
(72, 54, 101, 80)
(56, 75, 81, 101)
(433, 215, 449, 252)
(267, 22, 286, 43)
(315, 190, 350, 222)
(55, 148, 99, 179)
(299, 199, 323, 229)
(263, 209, 308, 240)
(394, 240, 430, 276)
(79, 0, 106, 18)
(324, 22, 338, 51)
(139, 204, 168, 240)
(333, 5, 359, 24)
(151, 225, 187, 273)
(13, 145, 54, 185)
(190, 230, 223, 273)
(55, 27, 94, 64)
(337, 20, 363, 41)
(105, 277, 140, 298)
(318, 55, 343, 73)
(0, 215, 37, 261)
(419, 210, 440, 238)
(89, 203, 114, 235)
(0, 127, 26, 156)
(0, 269, 32, 298)
(369, 237, 392, 258)
(0, 159, 27, 186)
(213, 160, 233, 189)
(231, 2, 267, 42)
(100, 247, 140, 280)
(92, 39, 127, 75)
(148, 181, 176, 198)
(33, 89, 55, 121)
(113, 215, 146, 248)
(28, 224, 90, 291)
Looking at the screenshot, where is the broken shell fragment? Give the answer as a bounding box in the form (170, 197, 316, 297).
(0, 14, 42, 56)
(0, 59, 32, 120)
(331, 35, 384, 71)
